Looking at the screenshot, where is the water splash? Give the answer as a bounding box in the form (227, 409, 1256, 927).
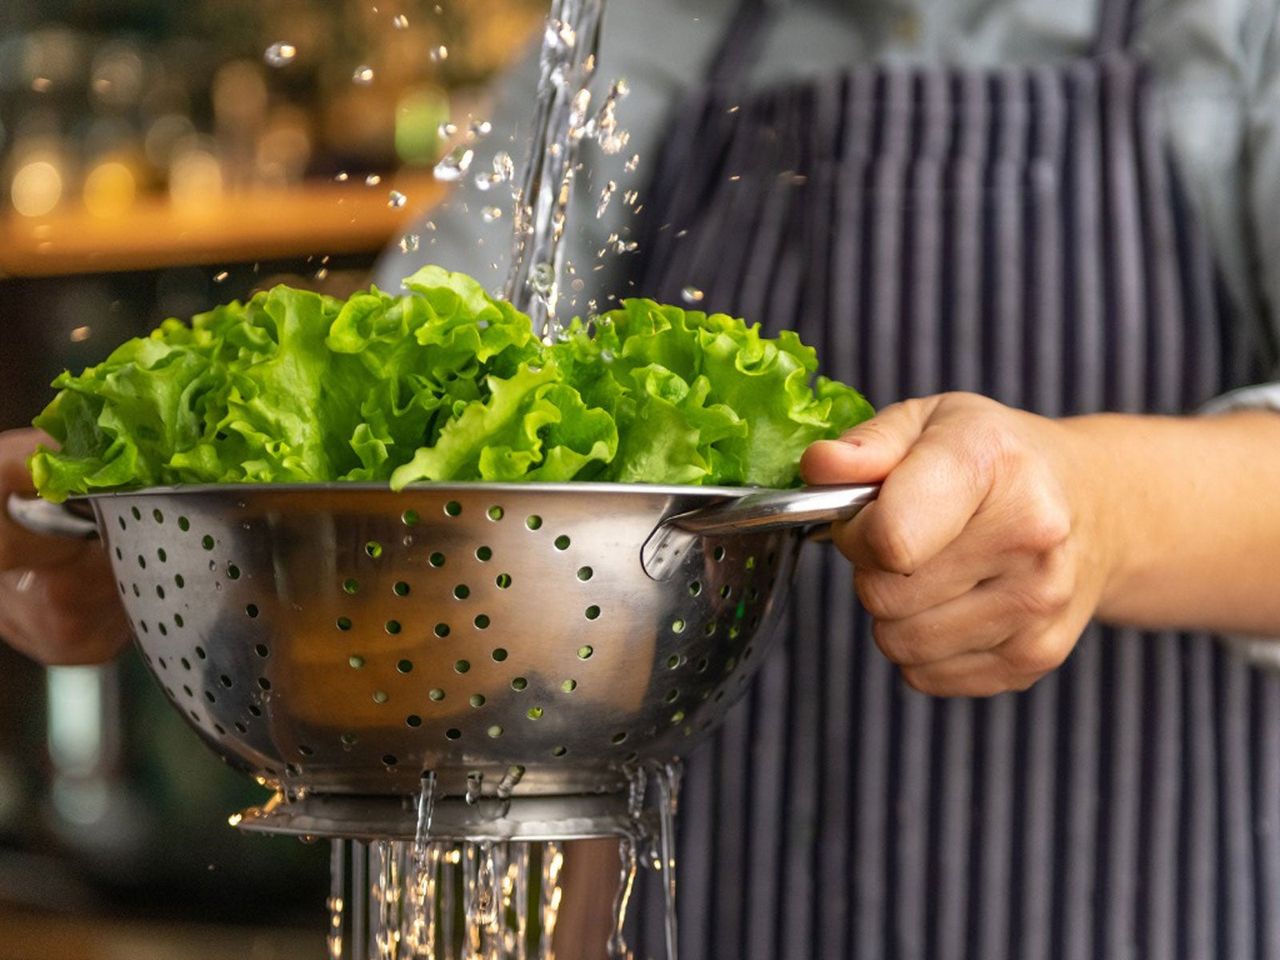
(596, 180, 617, 219)
(680, 286, 704, 305)
(430, 44, 449, 63)
(387, 190, 408, 209)
(591, 78, 631, 155)
(392, 14, 409, 29)
(353, 65, 375, 85)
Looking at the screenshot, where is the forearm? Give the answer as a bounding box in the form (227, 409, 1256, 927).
(1067, 409, 1280, 635)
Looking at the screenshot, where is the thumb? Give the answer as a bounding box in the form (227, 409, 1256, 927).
(800, 397, 940, 485)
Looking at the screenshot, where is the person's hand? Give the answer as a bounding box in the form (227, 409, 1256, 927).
(801, 393, 1116, 697)
(0, 428, 130, 665)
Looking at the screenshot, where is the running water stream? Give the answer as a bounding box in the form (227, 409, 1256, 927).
(503, 0, 606, 333)
(327, 759, 681, 959)
(325, 0, 690, 955)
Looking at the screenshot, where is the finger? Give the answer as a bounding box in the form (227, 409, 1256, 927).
(835, 410, 996, 574)
(853, 543, 1009, 621)
(0, 429, 85, 572)
(800, 397, 943, 486)
(0, 548, 131, 665)
(896, 621, 1079, 698)
(899, 651, 1033, 698)
(870, 584, 1014, 667)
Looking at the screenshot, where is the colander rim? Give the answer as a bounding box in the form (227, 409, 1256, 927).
(65, 481, 777, 502)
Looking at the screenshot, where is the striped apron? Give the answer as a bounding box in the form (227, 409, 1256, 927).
(626, 1, 1280, 958)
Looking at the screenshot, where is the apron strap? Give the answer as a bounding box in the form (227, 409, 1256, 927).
(705, 0, 777, 88)
(1092, 0, 1143, 56)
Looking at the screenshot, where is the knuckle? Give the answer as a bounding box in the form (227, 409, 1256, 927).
(1021, 496, 1072, 553)
(1012, 569, 1074, 619)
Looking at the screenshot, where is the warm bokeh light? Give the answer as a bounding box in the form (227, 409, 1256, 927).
(169, 147, 223, 207)
(11, 158, 63, 217)
(83, 160, 137, 218)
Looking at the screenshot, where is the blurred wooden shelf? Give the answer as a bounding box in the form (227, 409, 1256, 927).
(0, 173, 445, 279)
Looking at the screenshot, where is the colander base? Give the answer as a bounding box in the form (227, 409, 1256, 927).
(236, 790, 644, 842)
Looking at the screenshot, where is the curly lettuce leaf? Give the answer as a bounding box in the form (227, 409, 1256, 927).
(30, 268, 872, 502)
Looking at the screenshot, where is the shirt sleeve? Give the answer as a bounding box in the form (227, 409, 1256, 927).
(1199, 388, 1280, 668)
(373, 0, 736, 313)
(1242, 0, 1280, 379)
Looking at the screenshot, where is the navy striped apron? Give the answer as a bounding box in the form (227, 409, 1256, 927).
(625, 1, 1280, 958)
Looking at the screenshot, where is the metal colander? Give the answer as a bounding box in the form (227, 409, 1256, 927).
(10, 482, 875, 840)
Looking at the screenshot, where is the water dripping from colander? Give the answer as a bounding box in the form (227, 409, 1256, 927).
(329, 841, 346, 960)
(654, 762, 683, 960)
(607, 836, 639, 960)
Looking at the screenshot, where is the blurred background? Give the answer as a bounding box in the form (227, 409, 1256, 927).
(0, 1, 540, 955)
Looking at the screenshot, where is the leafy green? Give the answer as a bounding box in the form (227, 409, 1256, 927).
(30, 266, 873, 502)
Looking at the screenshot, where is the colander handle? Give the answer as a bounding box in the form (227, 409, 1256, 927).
(4, 493, 99, 540)
(665, 483, 880, 536)
(641, 484, 879, 580)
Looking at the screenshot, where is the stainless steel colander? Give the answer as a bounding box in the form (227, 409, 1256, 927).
(8, 482, 875, 840)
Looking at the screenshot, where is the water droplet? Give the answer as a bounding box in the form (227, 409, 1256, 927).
(681, 286, 705, 304)
(469, 119, 493, 139)
(264, 42, 297, 68)
(429, 44, 449, 63)
(315, 267, 329, 281)
(433, 146, 474, 182)
(546, 19, 577, 51)
(213, 271, 229, 283)
(392, 13, 409, 29)
(365, 173, 382, 186)
(493, 151, 514, 181)
(352, 65, 375, 85)
(530, 261, 555, 295)
(625, 154, 640, 173)
(334, 171, 349, 182)
(399, 234, 420, 253)
(596, 180, 617, 219)
(387, 189, 407, 208)
(482, 206, 503, 223)
(437, 121, 458, 139)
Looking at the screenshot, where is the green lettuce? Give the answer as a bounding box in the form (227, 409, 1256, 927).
(30, 266, 873, 502)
